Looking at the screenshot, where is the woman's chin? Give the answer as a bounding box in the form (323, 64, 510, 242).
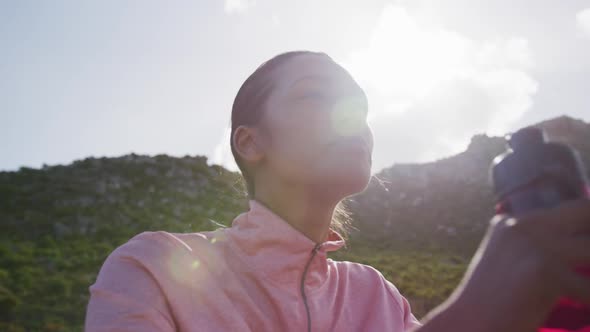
(313, 162, 372, 196)
(343, 169, 372, 193)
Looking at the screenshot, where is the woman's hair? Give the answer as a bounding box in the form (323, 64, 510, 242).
(230, 50, 353, 240)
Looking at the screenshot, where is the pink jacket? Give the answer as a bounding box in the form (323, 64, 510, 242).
(85, 199, 422, 331)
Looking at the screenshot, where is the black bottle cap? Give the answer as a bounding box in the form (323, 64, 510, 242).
(507, 126, 546, 151)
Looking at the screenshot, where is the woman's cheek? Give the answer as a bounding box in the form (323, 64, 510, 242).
(265, 130, 312, 176)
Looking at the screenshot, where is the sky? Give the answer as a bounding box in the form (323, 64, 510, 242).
(1, 0, 590, 174)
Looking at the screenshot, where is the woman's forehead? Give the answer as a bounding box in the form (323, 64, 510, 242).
(270, 53, 362, 96)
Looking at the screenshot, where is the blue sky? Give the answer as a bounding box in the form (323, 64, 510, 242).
(2, 0, 590, 173)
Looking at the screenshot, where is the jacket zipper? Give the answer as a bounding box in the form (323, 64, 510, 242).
(300, 243, 322, 332)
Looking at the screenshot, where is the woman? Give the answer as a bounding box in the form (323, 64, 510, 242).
(85, 51, 590, 332)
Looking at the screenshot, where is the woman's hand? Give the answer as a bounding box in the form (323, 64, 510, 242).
(417, 199, 590, 332)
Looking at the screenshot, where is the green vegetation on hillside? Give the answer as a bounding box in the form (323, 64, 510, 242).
(1, 154, 247, 331)
(1, 116, 588, 331)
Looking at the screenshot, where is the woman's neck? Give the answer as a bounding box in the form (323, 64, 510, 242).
(253, 182, 339, 244)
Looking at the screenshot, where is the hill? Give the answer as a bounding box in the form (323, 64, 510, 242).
(1, 115, 589, 330)
(346, 115, 590, 252)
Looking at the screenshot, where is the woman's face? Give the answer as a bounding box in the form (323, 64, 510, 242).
(259, 53, 374, 195)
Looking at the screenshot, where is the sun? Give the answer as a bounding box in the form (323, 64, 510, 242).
(343, 5, 470, 117)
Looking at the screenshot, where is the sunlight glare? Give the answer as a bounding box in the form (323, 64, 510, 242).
(330, 97, 368, 137)
(346, 6, 470, 115)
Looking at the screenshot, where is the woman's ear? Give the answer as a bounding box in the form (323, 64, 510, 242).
(232, 125, 265, 164)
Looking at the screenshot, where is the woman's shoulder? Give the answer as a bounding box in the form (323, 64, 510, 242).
(87, 229, 226, 331)
(330, 259, 421, 326)
(330, 259, 385, 280)
(330, 259, 408, 303)
(92, 229, 230, 293)
(105, 229, 226, 267)
(127, 229, 212, 248)
(329, 259, 396, 292)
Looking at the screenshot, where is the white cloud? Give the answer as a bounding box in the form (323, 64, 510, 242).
(339, 5, 537, 173)
(271, 13, 280, 26)
(211, 126, 239, 171)
(577, 8, 590, 36)
(224, 0, 256, 14)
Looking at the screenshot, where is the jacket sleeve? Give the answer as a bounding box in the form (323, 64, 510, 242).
(398, 293, 422, 331)
(383, 277, 422, 331)
(84, 233, 176, 332)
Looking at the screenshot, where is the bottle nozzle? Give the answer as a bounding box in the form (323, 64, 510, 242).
(507, 127, 546, 151)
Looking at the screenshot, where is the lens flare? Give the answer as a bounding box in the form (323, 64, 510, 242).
(209, 229, 228, 244)
(330, 97, 367, 137)
(191, 260, 201, 270)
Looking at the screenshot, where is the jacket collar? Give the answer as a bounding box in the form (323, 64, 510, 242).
(226, 199, 346, 290)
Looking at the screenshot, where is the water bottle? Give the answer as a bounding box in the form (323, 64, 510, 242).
(490, 126, 590, 331)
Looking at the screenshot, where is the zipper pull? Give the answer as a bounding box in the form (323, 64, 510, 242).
(312, 243, 322, 253)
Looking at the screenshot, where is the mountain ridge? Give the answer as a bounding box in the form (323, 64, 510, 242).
(1, 115, 589, 330)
